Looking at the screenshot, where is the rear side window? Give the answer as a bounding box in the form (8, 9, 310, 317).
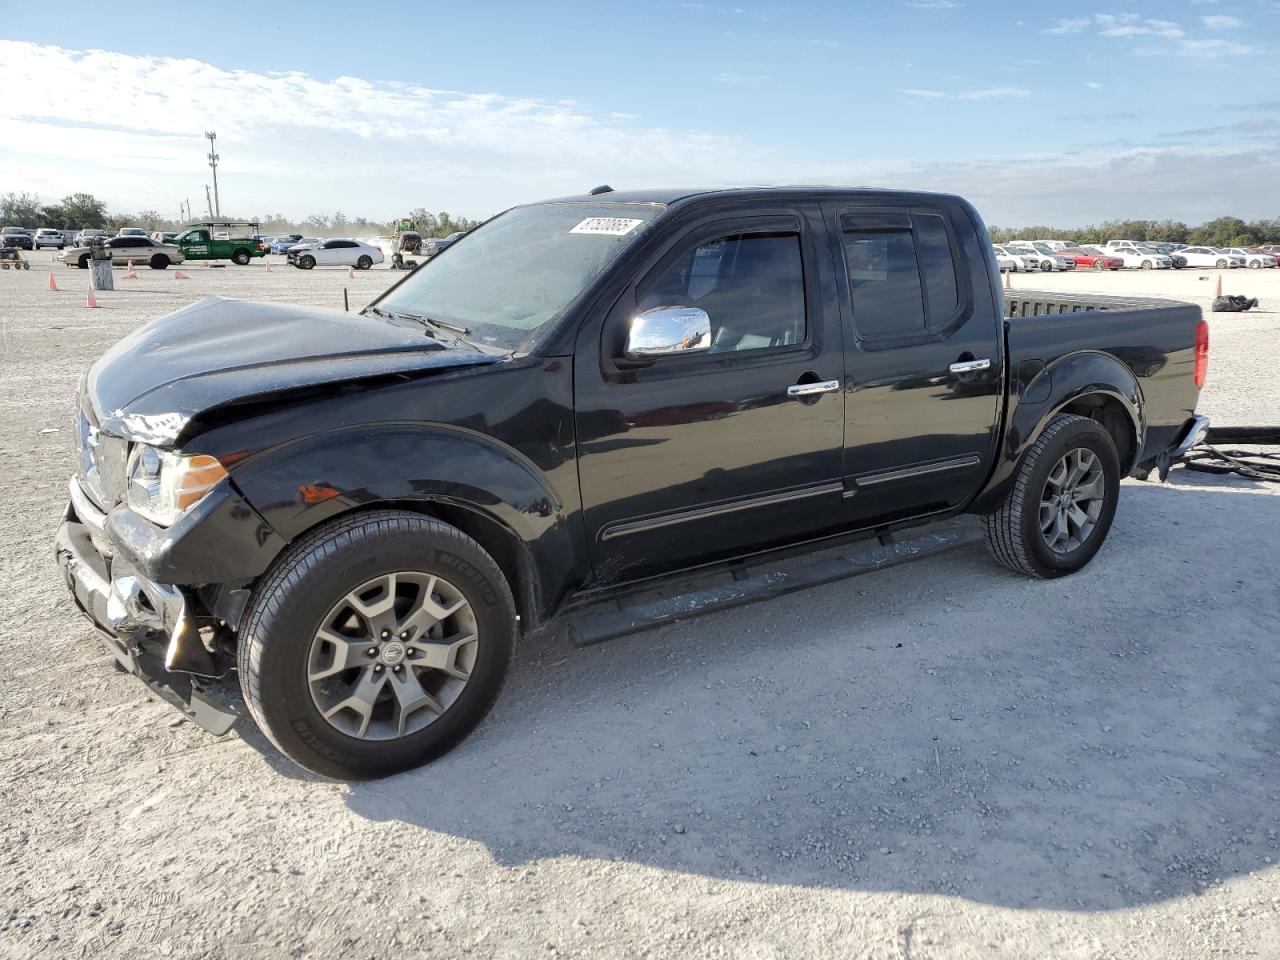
(841, 211, 965, 344)
(842, 232, 925, 338)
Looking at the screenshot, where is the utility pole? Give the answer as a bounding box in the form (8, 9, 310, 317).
(205, 131, 221, 218)
(205, 185, 214, 219)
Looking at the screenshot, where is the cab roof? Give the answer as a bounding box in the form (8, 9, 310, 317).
(539, 185, 967, 208)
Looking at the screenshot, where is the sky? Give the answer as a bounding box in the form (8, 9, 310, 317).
(0, 0, 1277, 228)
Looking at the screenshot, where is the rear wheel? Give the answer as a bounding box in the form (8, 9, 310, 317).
(982, 413, 1120, 579)
(356, 255, 373, 270)
(237, 510, 516, 779)
(231, 248, 251, 266)
(150, 254, 170, 270)
(1093, 259, 1106, 271)
(77, 254, 89, 269)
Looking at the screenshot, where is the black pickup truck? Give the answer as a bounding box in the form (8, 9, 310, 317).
(56, 187, 1210, 778)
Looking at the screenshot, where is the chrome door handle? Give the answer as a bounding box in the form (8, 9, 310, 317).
(787, 379, 841, 398)
(948, 358, 991, 374)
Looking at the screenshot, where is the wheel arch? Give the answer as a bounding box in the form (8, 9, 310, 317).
(225, 423, 582, 633)
(970, 351, 1143, 513)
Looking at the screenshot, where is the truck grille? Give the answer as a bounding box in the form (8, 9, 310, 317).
(76, 403, 129, 510)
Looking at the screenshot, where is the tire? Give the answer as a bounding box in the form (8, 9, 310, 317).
(237, 509, 517, 779)
(1216, 259, 1227, 269)
(356, 255, 373, 270)
(231, 248, 251, 266)
(299, 255, 315, 270)
(150, 254, 170, 270)
(1093, 259, 1106, 271)
(982, 413, 1121, 579)
(1040, 260, 1054, 272)
(1140, 260, 1153, 270)
(77, 254, 89, 269)
(1248, 259, 1260, 269)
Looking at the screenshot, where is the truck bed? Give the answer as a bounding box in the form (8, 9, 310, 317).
(1003, 289, 1203, 463)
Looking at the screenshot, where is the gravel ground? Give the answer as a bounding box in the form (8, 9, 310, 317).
(1, 257, 1278, 959)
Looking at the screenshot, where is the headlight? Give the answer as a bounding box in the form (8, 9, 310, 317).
(127, 445, 228, 527)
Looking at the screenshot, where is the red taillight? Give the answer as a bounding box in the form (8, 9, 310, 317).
(1194, 320, 1209, 388)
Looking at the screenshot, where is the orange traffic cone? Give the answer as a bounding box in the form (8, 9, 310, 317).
(264, 261, 272, 272)
(1213, 274, 1222, 297)
(348, 265, 355, 279)
(85, 283, 98, 308)
(48, 272, 58, 292)
(125, 260, 137, 279)
(1003, 269, 1011, 289)
(174, 270, 189, 280)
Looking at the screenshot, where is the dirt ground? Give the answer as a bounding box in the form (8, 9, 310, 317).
(1, 256, 1278, 959)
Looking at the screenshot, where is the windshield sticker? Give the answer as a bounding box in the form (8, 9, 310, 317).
(569, 217, 644, 237)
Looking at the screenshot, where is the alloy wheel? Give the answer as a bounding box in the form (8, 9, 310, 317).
(1038, 448, 1106, 555)
(307, 572, 478, 740)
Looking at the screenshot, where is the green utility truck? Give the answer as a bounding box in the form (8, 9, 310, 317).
(173, 222, 265, 265)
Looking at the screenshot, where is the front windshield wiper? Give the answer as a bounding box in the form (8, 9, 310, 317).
(364, 305, 507, 355)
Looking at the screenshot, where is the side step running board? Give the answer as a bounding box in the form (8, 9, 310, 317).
(566, 519, 983, 648)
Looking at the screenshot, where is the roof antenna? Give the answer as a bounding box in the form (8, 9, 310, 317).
(588, 184, 614, 196)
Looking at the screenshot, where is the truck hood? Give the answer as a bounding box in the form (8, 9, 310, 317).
(87, 296, 503, 445)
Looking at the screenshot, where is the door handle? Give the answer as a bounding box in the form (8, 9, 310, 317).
(786, 379, 841, 398)
(948, 358, 991, 374)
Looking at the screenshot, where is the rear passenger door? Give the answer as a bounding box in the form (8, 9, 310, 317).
(827, 203, 1002, 524)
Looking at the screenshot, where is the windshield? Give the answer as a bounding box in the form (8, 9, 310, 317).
(1030, 242, 1057, 255)
(373, 202, 664, 353)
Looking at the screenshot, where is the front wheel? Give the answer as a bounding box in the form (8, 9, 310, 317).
(237, 510, 517, 779)
(1140, 260, 1153, 270)
(1093, 260, 1106, 271)
(1248, 260, 1260, 269)
(1040, 261, 1054, 272)
(299, 255, 316, 270)
(150, 254, 170, 270)
(1216, 259, 1227, 269)
(982, 413, 1120, 579)
(356, 255, 373, 270)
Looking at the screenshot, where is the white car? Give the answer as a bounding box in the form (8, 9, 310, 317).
(33, 228, 65, 249)
(1006, 242, 1076, 272)
(1177, 246, 1244, 269)
(1033, 239, 1073, 252)
(288, 238, 385, 270)
(117, 227, 148, 237)
(1105, 247, 1173, 270)
(73, 228, 109, 246)
(992, 248, 1017, 272)
(992, 244, 1041, 272)
(1220, 247, 1277, 269)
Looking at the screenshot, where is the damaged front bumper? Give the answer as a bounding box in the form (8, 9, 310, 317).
(54, 479, 239, 735)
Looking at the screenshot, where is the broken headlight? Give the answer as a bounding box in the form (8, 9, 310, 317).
(126, 445, 228, 527)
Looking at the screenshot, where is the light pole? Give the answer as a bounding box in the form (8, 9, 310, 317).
(205, 131, 221, 218)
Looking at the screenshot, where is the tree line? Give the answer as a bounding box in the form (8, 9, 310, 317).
(0, 192, 482, 238)
(988, 217, 1280, 248)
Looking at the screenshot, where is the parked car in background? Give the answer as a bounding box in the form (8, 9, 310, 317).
(61, 235, 185, 270)
(1220, 247, 1277, 269)
(1142, 243, 1187, 269)
(1107, 241, 1184, 270)
(2, 226, 35, 250)
(1177, 246, 1244, 269)
(1258, 245, 1280, 257)
(1104, 246, 1173, 270)
(422, 232, 466, 257)
(992, 247, 1017, 272)
(1006, 241, 1076, 272)
(1058, 246, 1124, 271)
(117, 227, 148, 237)
(33, 228, 66, 249)
(992, 243, 1041, 272)
(55, 185, 1211, 777)
(269, 234, 304, 254)
(288, 238, 385, 270)
(1033, 239, 1073, 252)
(74, 229, 109, 246)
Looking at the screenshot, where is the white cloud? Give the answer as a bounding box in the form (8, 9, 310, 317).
(1085, 81, 1104, 90)
(1201, 14, 1242, 29)
(905, 0, 964, 8)
(901, 86, 1030, 100)
(1044, 16, 1091, 33)
(0, 40, 765, 217)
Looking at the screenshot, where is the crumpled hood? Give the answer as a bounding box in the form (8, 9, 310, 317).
(87, 296, 502, 445)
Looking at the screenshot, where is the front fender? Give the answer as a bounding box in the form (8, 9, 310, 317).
(229, 422, 579, 615)
(970, 351, 1144, 513)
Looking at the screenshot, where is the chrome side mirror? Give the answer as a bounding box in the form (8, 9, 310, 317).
(624, 306, 711, 360)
